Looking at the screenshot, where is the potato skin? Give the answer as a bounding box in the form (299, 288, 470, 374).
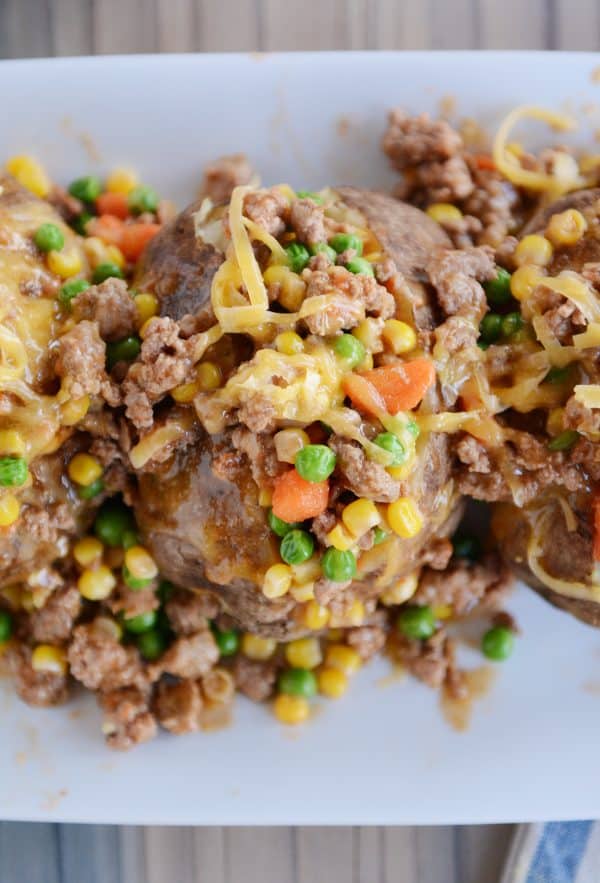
(133, 188, 462, 637)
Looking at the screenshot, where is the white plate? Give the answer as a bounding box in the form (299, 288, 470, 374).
(2, 51, 600, 825)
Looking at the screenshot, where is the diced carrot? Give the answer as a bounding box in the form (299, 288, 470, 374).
(474, 153, 496, 171)
(96, 191, 130, 219)
(87, 213, 125, 246)
(593, 494, 600, 561)
(342, 373, 387, 418)
(361, 358, 436, 414)
(271, 470, 329, 523)
(120, 223, 161, 261)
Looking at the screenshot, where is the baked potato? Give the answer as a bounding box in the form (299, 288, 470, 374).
(133, 185, 464, 638)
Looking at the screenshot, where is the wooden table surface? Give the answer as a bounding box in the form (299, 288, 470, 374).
(0, 1, 596, 880)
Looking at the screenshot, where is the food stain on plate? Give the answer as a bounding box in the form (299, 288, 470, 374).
(376, 663, 406, 689)
(60, 116, 101, 163)
(41, 788, 68, 811)
(440, 666, 495, 732)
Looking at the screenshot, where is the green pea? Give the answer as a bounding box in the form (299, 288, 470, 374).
(0, 457, 28, 487)
(501, 311, 523, 339)
(309, 241, 337, 262)
(122, 565, 153, 591)
(295, 444, 336, 483)
(278, 667, 318, 698)
(267, 509, 299, 537)
(59, 278, 90, 308)
(124, 610, 157, 634)
(212, 625, 240, 657)
(346, 257, 375, 277)
(94, 498, 135, 547)
(122, 529, 139, 550)
(0, 610, 13, 644)
(479, 313, 502, 344)
(106, 335, 141, 370)
(477, 341, 490, 351)
(128, 185, 159, 215)
(333, 333, 366, 368)
(547, 429, 580, 452)
(321, 548, 356, 582)
(482, 626, 514, 661)
(545, 365, 572, 385)
(452, 533, 481, 561)
(92, 262, 124, 285)
(137, 628, 167, 661)
(397, 605, 436, 640)
(374, 432, 407, 466)
(280, 529, 314, 565)
(34, 223, 64, 253)
(157, 580, 174, 604)
(77, 478, 104, 500)
(373, 526, 389, 545)
(483, 268, 512, 307)
(285, 242, 310, 273)
(68, 176, 102, 203)
(296, 190, 324, 204)
(72, 211, 94, 236)
(330, 233, 363, 255)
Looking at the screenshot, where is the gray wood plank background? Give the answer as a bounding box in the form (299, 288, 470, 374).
(0, 0, 596, 880)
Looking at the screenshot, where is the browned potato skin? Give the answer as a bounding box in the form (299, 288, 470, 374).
(134, 189, 461, 638)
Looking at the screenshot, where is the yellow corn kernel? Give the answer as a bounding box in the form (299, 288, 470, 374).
(171, 381, 199, 403)
(124, 545, 158, 580)
(510, 264, 545, 302)
(387, 498, 424, 539)
(318, 666, 349, 699)
(275, 331, 304, 355)
(0, 495, 20, 527)
(433, 604, 453, 620)
(545, 209, 588, 248)
(203, 667, 235, 704)
(380, 570, 420, 606)
(6, 155, 50, 197)
(274, 428, 309, 464)
(47, 248, 83, 279)
(78, 565, 116, 601)
(263, 265, 307, 311)
(0, 430, 25, 456)
(547, 407, 565, 437)
(273, 693, 309, 725)
(352, 318, 383, 352)
(382, 319, 417, 355)
(61, 395, 90, 427)
(514, 234, 553, 268)
(326, 523, 356, 552)
(426, 203, 463, 223)
(68, 452, 103, 487)
(241, 633, 277, 661)
(262, 563, 293, 599)
(139, 317, 155, 339)
(83, 236, 109, 268)
(106, 167, 139, 195)
(301, 599, 330, 630)
(342, 499, 381, 538)
(105, 244, 125, 270)
(290, 581, 315, 603)
(345, 599, 365, 626)
(325, 644, 362, 675)
(134, 292, 159, 326)
(291, 556, 322, 584)
(285, 637, 322, 670)
(196, 361, 222, 391)
(31, 644, 68, 675)
(258, 487, 273, 507)
(73, 536, 104, 568)
(94, 616, 123, 641)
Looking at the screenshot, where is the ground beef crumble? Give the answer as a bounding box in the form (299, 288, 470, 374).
(100, 687, 157, 750)
(329, 435, 400, 502)
(72, 278, 137, 342)
(199, 154, 255, 204)
(55, 320, 120, 405)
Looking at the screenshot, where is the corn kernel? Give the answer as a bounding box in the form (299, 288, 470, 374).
(325, 644, 362, 675)
(124, 545, 158, 580)
(94, 616, 123, 641)
(301, 599, 330, 630)
(326, 523, 356, 552)
(342, 499, 380, 538)
(382, 319, 417, 355)
(47, 248, 83, 279)
(274, 428, 309, 464)
(545, 209, 588, 248)
(387, 498, 424, 539)
(345, 599, 365, 626)
(275, 331, 304, 355)
(61, 395, 90, 426)
(380, 570, 420, 606)
(360, 352, 374, 371)
(318, 666, 348, 699)
(547, 407, 565, 437)
(291, 557, 322, 584)
(263, 266, 306, 311)
(290, 581, 315, 603)
(352, 318, 383, 352)
(273, 693, 309, 725)
(6, 155, 50, 197)
(241, 633, 277, 660)
(426, 203, 463, 223)
(78, 565, 116, 601)
(171, 381, 199, 403)
(105, 244, 125, 270)
(139, 317, 155, 339)
(134, 293, 159, 326)
(203, 667, 235, 704)
(31, 644, 68, 675)
(0, 430, 25, 456)
(68, 452, 103, 487)
(83, 236, 109, 268)
(258, 487, 273, 507)
(509, 264, 545, 302)
(106, 167, 139, 195)
(285, 637, 322, 669)
(514, 234, 553, 268)
(0, 495, 20, 527)
(262, 563, 293, 599)
(196, 362, 222, 391)
(433, 604, 453, 620)
(73, 536, 104, 568)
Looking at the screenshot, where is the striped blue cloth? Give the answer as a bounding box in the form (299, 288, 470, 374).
(501, 822, 598, 883)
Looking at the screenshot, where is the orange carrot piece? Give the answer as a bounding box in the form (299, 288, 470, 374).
(96, 191, 130, 220)
(474, 153, 496, 171)
(342, 373, 387, 418)
(87, 214, 125, 246)
(271, 470, 329, 523)
(361, 358, 436, 414)
(120, 223, 161, 261)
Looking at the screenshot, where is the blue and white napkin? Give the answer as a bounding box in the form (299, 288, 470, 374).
(501, 822, 600, 883)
